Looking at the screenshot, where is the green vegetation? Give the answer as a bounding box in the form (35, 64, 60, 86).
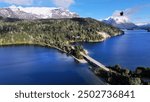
(0, 17, 123, 59)
(71, 45, 85, 59)
(93, 65, 150, 85)
(136, 67, 150, 78)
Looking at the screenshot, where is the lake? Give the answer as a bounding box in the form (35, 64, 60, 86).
(0, 30, 150, 84)
(82, 30, 150, 70)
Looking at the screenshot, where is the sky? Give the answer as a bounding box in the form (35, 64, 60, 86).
(0, 0, 150, 24)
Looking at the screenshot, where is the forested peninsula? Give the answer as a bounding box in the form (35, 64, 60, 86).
(0, 17, 123, 59)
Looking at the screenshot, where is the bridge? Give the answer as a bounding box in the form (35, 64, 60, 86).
(80, 52, 110, 72)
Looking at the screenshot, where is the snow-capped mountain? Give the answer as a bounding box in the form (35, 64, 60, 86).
(103, 16, 137, 29)
(0, 5, 79, 19)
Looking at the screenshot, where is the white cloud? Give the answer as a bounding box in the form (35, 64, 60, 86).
(112, 4, 150, 22)
(0, 0, 75, 7)
(0, 0, 33, 5)
(52, 0, 74, 8)
(110, 10, 130, 23)
(112, 8, 138, 18)
(111, 7, 141, 23)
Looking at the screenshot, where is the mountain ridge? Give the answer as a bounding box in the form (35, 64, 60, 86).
(102, 16, 137, 29)
(0, 5, 79, 19)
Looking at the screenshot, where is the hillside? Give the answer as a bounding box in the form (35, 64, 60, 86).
(0, 17, 123, 58)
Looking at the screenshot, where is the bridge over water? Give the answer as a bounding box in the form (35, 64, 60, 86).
(80, 52, 110, 72)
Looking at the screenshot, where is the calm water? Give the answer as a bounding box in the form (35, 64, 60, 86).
(83, 30, 150, 70)
(0, 30, 149, 84)
(0, 46, 103, 85)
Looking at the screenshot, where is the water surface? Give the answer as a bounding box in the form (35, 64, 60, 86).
(83, 30, 150, 70)
(1, 30, 149, 84)
(0, 46, 103, 85)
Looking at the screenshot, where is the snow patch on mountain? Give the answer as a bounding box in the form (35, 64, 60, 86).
(9, 5, 56, 18)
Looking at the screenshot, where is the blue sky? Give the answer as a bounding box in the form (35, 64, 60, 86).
(0, 0, 150, 23)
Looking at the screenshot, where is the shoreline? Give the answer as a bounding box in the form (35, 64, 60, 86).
(0, 43, 88, 63)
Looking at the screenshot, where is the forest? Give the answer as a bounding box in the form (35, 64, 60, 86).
(0, 17, 123, 58)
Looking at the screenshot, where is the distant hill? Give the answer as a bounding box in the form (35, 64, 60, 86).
(137, 23, 150, 30)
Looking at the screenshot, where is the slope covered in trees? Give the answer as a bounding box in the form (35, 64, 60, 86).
(0, 17, 123, 58)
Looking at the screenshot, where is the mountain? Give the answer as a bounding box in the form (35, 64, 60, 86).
(0, 5, 79, 19)
(137, 23, 150, 30)
(102, 16, 137, 29)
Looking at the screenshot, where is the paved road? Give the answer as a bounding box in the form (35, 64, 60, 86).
(80, 52, 110, 71)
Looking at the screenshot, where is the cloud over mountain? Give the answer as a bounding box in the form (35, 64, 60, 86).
(0, 0, 75, 8)
(112, 7, 139, 23)
(103, 8, 138, 29)
(0, 0, 33, 5)
(52, 0, 74, 8)
(112, 4, 150, 24)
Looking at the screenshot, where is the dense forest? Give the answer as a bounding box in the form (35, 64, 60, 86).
(0, 17, 123, 58)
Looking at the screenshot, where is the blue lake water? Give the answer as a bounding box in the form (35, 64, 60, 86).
(0, 30, 150, 84)
(0, 46, 103, 85)
(83, 30, 150, 70)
